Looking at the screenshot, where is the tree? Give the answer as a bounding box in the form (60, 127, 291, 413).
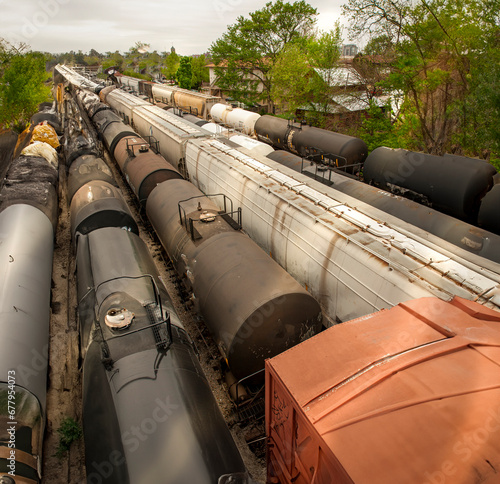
(270, 42, 310, 116)
(176, 57, 192, 89)
(162, 51, 180, 81)
(343, 0, 500, 158)
(0, 51, 51, 131)
(191, 55, 209, 90)
(306, 27, 343, 117)
(210, 0, 317, 110)
(358, 100, 400, 151)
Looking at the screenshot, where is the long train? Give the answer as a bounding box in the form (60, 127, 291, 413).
(60, 69, 500, 328)
(115, 73, 221, 120)
(56, 65, 323, 387)
(0, 106, 60, 483)
(61, 95, 259, 482)
(88, 72, 500, 236)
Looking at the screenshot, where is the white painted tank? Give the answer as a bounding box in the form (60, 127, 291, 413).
(200, 122, 229, 136)
(184, 138, 500, 326)
(210, 104, 261, 135)
(225, 108, 261, 135)
(229, 134, 274, 156)
(210, 103, 230, 124)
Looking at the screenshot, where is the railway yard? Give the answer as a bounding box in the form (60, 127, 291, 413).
(1, 66, 500, 484)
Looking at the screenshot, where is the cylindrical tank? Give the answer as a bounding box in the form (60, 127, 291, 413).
(290, 125, 368, 170)
(254, 115, 291, 150)
(113, 135, 183, 202)
(67, 154, 116, 202)
(201, 122, 229, 136)
(364, 147, 497, 220)
(210, 103, 230, 125)
(70, 180, 138, 237)
(146, 179, 322, 381)
(77, 227, 252, 484)
(229, 134, 275, 157)
(255, 115, 368, 170)
(0, 204, 53, 484)
(92, 109, 137, 156)
(225, 108, 261, 135)
(478, 184, 500, 235)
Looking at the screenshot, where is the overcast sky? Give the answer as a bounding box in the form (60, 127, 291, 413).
(1, 0, 353, 55)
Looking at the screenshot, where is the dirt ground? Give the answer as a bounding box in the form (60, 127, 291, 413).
(39, 130, 266, 482)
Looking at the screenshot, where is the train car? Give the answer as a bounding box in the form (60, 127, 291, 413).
(182, 137, 500, 326)
(210, 104, 261, 136)
(59, 66, 500, 328)
(255, 115, 368, 171)
(0, 117, 59, 483)
(116, 73, 141, 93)
(79, 82, 324, 385)
(146, 179, 322, 383)
(61, 105, 257, 483)
(363, 147, 497, 221)
(150, 83, 221, 120)
(266, 296, 500, 484)
(167, 108, 207, 127)
(478, 184, 500, 235)
(76, 227, 253, 484)
(266, 150, 500, 264)
(86, 103, 185, 204)
(0, 205, 54, 484)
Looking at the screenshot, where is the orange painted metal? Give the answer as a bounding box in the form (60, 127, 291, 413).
(266, 297, 500, 484)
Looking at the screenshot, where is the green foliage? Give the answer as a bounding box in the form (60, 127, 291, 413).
(102, 52, 125, 72)
(358, 100, 399, 151)
(55, 417, 82, 458)
(210, 0, 317, 108)
(163, 52, 180, 81)
(344, 0, 500, 159)
(270, 43, 310, 116)
(0, 51, 51, 131)
(176, 56, 192, 89)
(191, 55, 209, 90)
(121, 69, 150, 80)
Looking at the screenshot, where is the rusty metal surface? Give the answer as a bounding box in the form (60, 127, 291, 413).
(147, 179, 322, 381)
(124, 151, 183, 203)
(266, 296, 500, 484)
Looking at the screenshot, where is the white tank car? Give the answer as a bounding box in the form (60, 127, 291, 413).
(210, 103, 261, 135)
(183, 138, 500, 325)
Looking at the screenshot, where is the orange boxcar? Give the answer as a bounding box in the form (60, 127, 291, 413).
(266, 297, 500, 484)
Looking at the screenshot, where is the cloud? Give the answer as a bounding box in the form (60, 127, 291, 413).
(0, 0, 348, 54)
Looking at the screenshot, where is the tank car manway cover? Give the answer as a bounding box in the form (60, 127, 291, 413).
(105, 308, 135, 330)
(265, 296, 500, 484)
